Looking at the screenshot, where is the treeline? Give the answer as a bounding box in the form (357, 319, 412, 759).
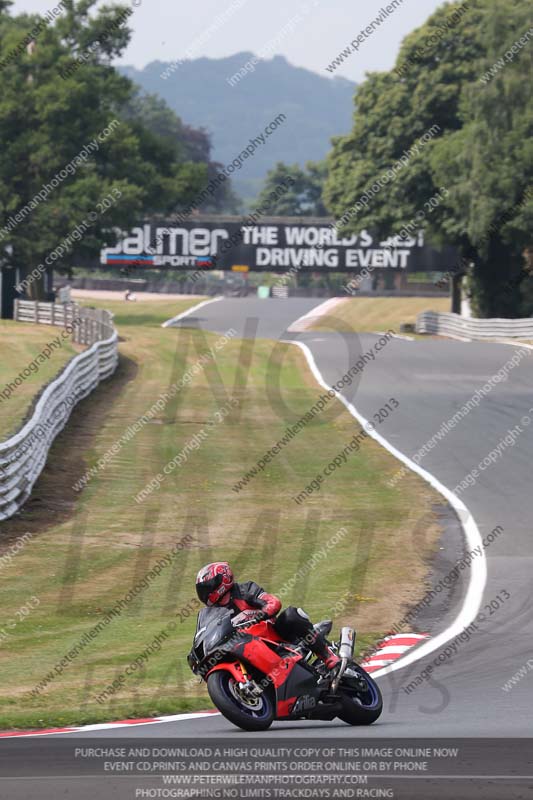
(259, 0, 533, 316)
(323, 0, 533, 317)
(0, 0, 237, 299)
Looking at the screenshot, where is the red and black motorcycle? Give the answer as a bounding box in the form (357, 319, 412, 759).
(187, 606, 382, 731)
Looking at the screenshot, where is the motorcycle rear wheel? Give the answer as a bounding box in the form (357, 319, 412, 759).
(337, 665, 383, 725)
(207, 670, 275, 731)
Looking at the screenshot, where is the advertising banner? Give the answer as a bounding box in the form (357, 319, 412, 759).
(100, 218, 458, 273)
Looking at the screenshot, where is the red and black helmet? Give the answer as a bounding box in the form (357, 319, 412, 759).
(196, 562, 234, 606)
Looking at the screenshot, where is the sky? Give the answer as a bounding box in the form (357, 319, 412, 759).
(12, 0, 447, 82)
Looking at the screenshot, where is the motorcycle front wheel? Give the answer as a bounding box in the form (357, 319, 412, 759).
(337, 664, 383, 725)
(207, 670, 275, 731)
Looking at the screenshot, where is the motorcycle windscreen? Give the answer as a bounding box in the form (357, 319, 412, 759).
(194, 606, 235, 656)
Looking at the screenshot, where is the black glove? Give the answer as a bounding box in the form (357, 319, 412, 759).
(232, 610, 262, 627)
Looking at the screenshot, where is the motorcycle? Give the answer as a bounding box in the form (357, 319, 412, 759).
(187, 606, 383, 731)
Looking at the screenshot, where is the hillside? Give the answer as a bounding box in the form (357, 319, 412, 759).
(120, 54, 355, 200)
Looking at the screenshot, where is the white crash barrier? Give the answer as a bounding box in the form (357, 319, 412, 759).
(416, 310, 533, 340)
(0, 302, 118, 520)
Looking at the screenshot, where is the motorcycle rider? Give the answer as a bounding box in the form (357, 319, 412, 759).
(195, 561, 340, 670)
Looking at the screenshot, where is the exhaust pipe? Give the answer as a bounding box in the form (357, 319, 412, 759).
(331, 627, 355, 693)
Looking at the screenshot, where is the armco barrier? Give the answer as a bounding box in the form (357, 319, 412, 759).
(416, 310, 533, 340)
(14, 299, 114, 345)
(0, 302, 118, 520)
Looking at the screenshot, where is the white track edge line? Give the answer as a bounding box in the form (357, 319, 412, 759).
(20, 712, 220, 737)
(19, 327, 488, 738)
(373, 331, 414, 342)
(287, 298, 348, 332)
(162, 297, 223, 328)
(497, 339, 533, 351)
(285, 338, 487, 680)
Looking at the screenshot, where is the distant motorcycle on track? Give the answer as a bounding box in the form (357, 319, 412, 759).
(187, 606, 382, 731)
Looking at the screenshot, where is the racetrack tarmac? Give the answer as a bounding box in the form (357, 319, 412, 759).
(62, 298, 533, 738)
(145, 298, 533, 738)
(9, 297, 532, 800)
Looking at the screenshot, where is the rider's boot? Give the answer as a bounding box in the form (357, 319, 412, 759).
(311, 631, 341, 670)
(323, 649, 341, 670)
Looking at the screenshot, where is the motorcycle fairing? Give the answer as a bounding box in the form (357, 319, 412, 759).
(209, 631, 325, 720)
(207, 661, 248, 683)
(233, 635, 303, 688)
(274, 661, 324, 718)
(196, 609, 331, 721)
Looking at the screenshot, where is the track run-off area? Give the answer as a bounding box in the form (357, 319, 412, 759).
(44, 295, 532, 739)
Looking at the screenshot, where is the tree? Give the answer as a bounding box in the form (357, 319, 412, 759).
(257, 161, 328, 216)
(430, 0, 533, 316)
(0, 0, 205, 299)
(324, 0, 533, 317)
(122, 91, 241, 214)
(120, 90, 208, 216)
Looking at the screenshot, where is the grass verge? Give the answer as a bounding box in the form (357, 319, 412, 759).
(0, 297, 444, 729)
(310, 296, 450, 333)
(0, 320, 80, 439)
